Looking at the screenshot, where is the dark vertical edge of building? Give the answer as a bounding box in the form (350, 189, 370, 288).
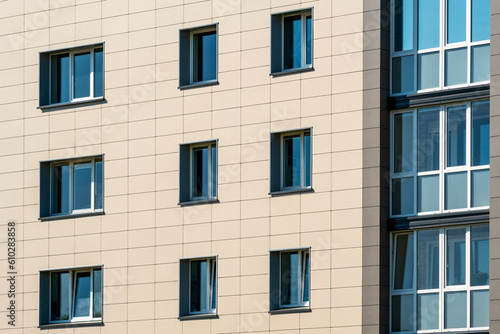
(489, 2, 500, 332)
(362, 0, 391, 333)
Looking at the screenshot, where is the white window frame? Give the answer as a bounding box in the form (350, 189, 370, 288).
(278, 249, 310, 309)
(48, 268, 102, 324)
(188, 258, 217, 315)
(390, 0, 490, 96)
(49, 157, 103, 216)
(189, 26, 217, 85)
(390, 226, 489, 333)
(189, 142, 217, 201)
(281, 11, 313, 72)
(390, 101, 490, 218)
(280, 130, 311, 191)
(49, 47, 103, 104)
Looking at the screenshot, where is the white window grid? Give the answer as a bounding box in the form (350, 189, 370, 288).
(189, 142, 217, 201)
(49, 157, 103, 216)
(188, 258, 217, 315)
(390, 101, 489, 218)
(280, 130, 311, 191)
(48, 268, 102, 324)
(48, 48, 101, 104)
(189, 26, 217, 85)
(278, 249, 310, 308)
(390, 226, 489, 333)
(281, 11, 312, 72)
(390, 0, 490, 96)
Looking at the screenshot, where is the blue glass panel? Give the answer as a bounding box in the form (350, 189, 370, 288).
(192, 147, 209, 198)
(445, 172, 467, 210)
(394, 113, 414, 173)
(447, 0, 466, 43)
(50, 272, 70, 321)
(281, 252, 299, 305)
(304, 132, 311, 187)
(447, 106, 467, 167)
(417, 293, 439, 330)
(94, 48, 103, 97)
(418, 0, 440, 50)
(445, 48, 467, 86)
(418, 52, 439, 90)
(417, 229, 440, 290)
(211, 261, 217, 310)
(51, 54, 70, 103)
(211, 144, 217, 198)
(472, 45, 490, 83)
(392, 294, 414, 331)
(472, 0, 490, 42)
(472, 170, 489, 207)
(52, 164, 70, 214)
(392, 56, 414, 93)
(73, 271, 91, 317)
(193, 31, 216, 82)
(471, 225, 489, 286)
(418, 175, 439, 212)
(283, 135, 301, 188)
(394, 0, 414, 51)
(471, 290, 489, 327)
(472, 100, 490, 166)
(92, 269, 102, 318)
(418, 108, 440, 172)
(94, 161, 103, 210)
(446, 228, 466, 286)
(74, 52, 91, 99)
(73, 163, 92, 210)
(392, 177, 414, 215)
(306, 15, 312, 65)
(394, 234, 414, 290)
(445, 291, 467, 328)
(190, 260, 208, 312)
(284, 15, 302, 69)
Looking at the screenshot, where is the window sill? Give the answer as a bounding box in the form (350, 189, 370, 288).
(178, 198, 219, 206)
(38, 321, 103, 329)
(178, 313, 218, 321)
(38, 97, 106, 110)
(179, 80, 219, 90)
(269, 307, 311, 315)
(269, 187, 313, 196)
(270, 67, 314, 77)
(39, 211, 105, 221)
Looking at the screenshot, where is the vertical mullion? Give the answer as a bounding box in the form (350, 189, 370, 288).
(90, 49, 94, 98)
(413, 110, 418, 215)
(466, 226, 471, 329)
(89, 269, 94, 319)
(440, 0, 445, 89)
(91, 159, 95, 212)
(207, 146, 211, 198)
(440, 106, 446, 213)
(414, 0, 418, 93)
(466, 102, 472, 209)
(70, 271, 75, 320)
(439, 228, 445, 331)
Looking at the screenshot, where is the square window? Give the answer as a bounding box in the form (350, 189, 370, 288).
(271, 9, 313, 74)
(179, 25, 218, 88)
(270, 129, 311, 194)
(39, 44, 104, 107)
(39, 156, 103, 219)
(179, 141, 217, 204)
(270, 249, 310, 311)
(179, 257, 217, 318)
(39, 267, 102, 326)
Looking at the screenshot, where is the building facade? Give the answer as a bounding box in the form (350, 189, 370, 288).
(0, 0, 495, 333)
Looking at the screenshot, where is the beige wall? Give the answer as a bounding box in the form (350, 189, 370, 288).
(0, 0, 374, 332)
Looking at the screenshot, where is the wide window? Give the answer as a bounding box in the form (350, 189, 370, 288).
(271, 8, 313, 74)
(39, 45, 104, 107)
(179, 141, 217, 204)
(270, 248, 310, 311)
(179, 25, 218, 88)
(39, 267, 102, 326)
(270, 129, 312, 194)
(391, 225, 489, 333)
(391, 101, 489, 217)
(391, 0, 490, 94)
(179, 257, 217, 317)
(39, 156, 103, 219)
